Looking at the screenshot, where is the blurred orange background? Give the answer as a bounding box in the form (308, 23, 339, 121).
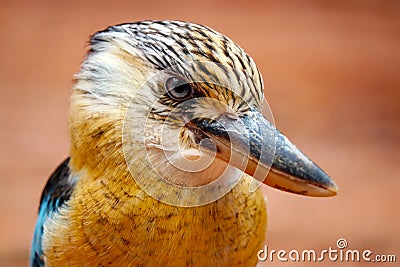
(0, 1, 399, 266)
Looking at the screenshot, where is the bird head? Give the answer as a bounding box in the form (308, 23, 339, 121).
(69, 20, 338, 206)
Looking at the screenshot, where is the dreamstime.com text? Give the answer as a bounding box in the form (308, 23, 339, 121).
(258, 238, 396, 263)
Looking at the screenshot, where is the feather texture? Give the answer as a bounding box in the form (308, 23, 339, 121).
(31, 158, 77, 267)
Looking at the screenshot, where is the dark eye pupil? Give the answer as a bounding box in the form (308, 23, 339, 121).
(165, 77, 193, 101)
(174, 84, 187, 95)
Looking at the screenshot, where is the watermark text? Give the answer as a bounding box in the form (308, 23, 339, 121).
(258, 238, 396, 263)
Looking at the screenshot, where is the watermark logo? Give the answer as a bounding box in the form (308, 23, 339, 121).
(258, 238, 397, 263)
(122, 61, 276, 207)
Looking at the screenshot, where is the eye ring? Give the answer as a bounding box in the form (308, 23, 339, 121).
(165, 77, 194, 101)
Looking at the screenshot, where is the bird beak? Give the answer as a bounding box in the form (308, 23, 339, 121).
(187, 110, 338, 197)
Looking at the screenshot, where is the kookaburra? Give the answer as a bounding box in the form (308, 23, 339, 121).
(31, 20, 338, 266)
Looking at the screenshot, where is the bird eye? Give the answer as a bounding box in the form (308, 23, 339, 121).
(165, 77, 194, 101)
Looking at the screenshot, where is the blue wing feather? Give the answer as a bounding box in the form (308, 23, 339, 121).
(30, 158, 76, 267)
